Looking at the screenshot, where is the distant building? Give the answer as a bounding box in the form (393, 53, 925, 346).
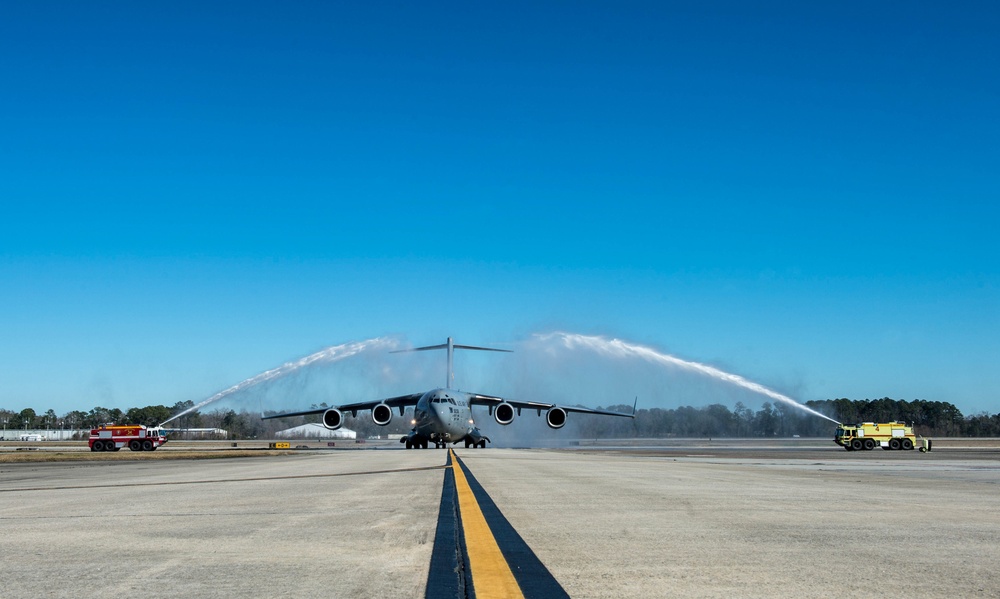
(169, 428, 228, 439)
(275, 423, 357, 440)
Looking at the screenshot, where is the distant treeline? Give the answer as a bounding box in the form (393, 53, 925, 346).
(2, 398, 998, 439)
(578, 398, 995, 438)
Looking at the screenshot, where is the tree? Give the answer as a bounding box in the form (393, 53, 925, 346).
(734, 402, 754, 437)
(125, 405, 172, 426)
(754, 403, 777, 437)
(167, 400, 202, 429)
(18, 408, 37, 429)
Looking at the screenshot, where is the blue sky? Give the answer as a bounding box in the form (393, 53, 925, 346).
(1, 1, 997, 418)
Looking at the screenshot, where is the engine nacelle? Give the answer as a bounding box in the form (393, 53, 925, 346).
(494, 402, 515, 425)
(372, 403, 392, 426)
(546, 406, 567, 429)
(322, 408, 344, 430)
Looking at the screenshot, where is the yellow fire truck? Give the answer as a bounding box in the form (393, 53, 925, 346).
(834, 422, 931, 452)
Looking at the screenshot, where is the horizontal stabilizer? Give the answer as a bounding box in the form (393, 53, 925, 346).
(389, 337, 510, 388)
(390, 343, 511, 354)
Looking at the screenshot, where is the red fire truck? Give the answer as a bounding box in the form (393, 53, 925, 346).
(89, 424, 168, 452)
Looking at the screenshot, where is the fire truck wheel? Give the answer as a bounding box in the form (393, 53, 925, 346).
(91, 441, 103, 452)
(142, 440, 154, 451)
(851, 439, 863, 451)
(901, 438, 913, 450)
(889, 438, 901, 450)
(129, 440, 141, 451)
(863, 439, 875, 451)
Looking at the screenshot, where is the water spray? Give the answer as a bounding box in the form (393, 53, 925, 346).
(160, 336, 400, 426)
(534, 332, 841, 425)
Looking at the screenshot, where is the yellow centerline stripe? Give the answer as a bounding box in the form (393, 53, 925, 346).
(450, 449, 524, 599)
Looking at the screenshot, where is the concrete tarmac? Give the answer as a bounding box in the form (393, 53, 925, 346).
(2, 445, 998, 598)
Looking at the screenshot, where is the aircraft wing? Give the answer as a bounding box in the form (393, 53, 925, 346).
(468, 394, 637, 418)
(261, 392, 424, 420)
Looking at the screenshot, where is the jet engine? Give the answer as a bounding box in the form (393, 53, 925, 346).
(372, 403, 392, 426)
(322, 408, 344, 430)
(546, 407, 567, 429)
(494, 402, 515, 425)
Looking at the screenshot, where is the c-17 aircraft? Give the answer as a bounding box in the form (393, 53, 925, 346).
(262, 337, 636, 448)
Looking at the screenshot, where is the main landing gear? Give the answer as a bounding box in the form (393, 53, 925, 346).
(402, 436, 449, 449)
(401, 432, 489, 449)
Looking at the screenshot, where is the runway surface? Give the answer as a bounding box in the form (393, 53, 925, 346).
(2, 444, 999, 598)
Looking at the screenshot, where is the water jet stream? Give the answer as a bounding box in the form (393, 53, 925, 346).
(161, 337, 399, 426)
(534, 332, 839, 425)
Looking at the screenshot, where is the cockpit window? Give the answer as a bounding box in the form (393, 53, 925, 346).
(448, 397, 456, 405)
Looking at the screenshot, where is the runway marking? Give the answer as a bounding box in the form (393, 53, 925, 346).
(451, 449, 524, 599)
(427, 450, 569, 599)
(0, 464, 446, 493)
(425, 451, 467, 598)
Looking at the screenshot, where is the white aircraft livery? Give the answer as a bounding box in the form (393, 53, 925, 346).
(262, 337, 636, 448)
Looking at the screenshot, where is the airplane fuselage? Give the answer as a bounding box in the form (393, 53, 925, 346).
(412, 388, 478, 446)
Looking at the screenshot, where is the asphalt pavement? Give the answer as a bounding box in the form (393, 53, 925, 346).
(2, 444, 998, 598)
